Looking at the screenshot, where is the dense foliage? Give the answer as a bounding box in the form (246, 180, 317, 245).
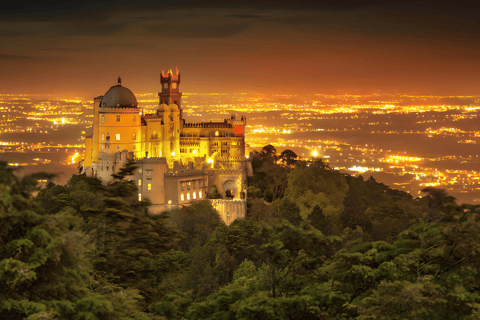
(1, 147, 480, 319)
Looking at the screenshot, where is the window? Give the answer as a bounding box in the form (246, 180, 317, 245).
(133, 133, 136, 140)
(101, 144, 104, 149)
(116, 133, 120, 141)
(181, 194, 184, 201)
(106, 166, 109, 171)
(138, 179, 141, 186)
(172, 83, 177, 89)
(147, 183, 151, 191)
(187, 193, 190, 200)
(215, 131, 219, 136)
(181, 182, 185, 190)
(168, 200, 172, 204)
(101, 133, 104, 140)
(101, 115, 105, 123)
(133, 116, 136, 122)
(199, 191, 202, 198)
(164, 83, 168, 89)
(116, 115, 120, 123)
(138, 193, 142, 201)
(116, 145, 120, 150)
(193, 192, 196, 199)
(187, 181, 191, 190)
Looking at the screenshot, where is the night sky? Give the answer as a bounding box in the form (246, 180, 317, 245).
(1, 1, 480, 98)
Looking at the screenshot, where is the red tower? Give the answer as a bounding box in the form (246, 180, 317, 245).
(159, 68, 182, 109)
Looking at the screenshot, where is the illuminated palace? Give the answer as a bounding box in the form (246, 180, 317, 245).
(80, 69, 250, 223)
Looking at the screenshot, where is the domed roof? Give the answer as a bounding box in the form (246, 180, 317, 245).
(101, 84, 137, 108)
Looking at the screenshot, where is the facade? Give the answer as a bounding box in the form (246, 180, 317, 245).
(80, 69, 251, 223)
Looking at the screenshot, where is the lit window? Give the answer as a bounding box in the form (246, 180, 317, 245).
(138, 179, 141, 186)
(101, 133, 104, 140)
(193, 192, 196, 199)
(101, 144, 104, 149)
(199, 191, 202, 198)
(138, 193, 142, 201)
(181, 194, 184, 201)
(148, 183, 151, 191)
(215, 131, 219, 136)
(172, 83, 177, 89)
(116, 115, 120, 123)
(168, 200, 172, 204)
(187, 193, 190, 200)
(133, 133, 136, 140)
(101, 115, 105, 123)
(116, 133, 120, 140)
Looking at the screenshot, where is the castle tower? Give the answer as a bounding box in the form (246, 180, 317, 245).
(96, 78, 141, 159)
(159, 68, 182, 111)
(158, 68, 182, 161)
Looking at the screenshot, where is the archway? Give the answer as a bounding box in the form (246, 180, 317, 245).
(222, 180, 236, 200)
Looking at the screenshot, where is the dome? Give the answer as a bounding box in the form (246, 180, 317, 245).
(101, 85, 137, 108)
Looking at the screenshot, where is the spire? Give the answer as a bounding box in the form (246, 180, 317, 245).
(176, 65, 179, 76)
(118, 76, 122, 86)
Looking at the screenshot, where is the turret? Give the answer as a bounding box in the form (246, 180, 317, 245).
(159, 68, 182, 110)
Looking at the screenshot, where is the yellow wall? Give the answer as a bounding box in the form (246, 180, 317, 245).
(98, 110, 142, 158)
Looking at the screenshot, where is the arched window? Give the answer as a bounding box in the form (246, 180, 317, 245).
(181, 194, 184, 201)
(193, 192, 196, 199)
(199, 191, 202, 198)
(187, 193, 190, 200)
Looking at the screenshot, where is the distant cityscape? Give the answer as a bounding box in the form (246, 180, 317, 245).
(0, 92, 479, 204)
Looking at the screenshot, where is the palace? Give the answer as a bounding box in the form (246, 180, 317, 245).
(80, 69, 251, 224)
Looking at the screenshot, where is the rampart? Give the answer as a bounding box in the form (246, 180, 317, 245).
(210, 199, 246, 225)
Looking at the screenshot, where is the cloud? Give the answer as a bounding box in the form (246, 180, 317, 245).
(226, 14, 264, 19)
(0, 54, 44, 61)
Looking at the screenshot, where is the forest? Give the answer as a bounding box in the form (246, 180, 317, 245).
(1, 145, 480, 319)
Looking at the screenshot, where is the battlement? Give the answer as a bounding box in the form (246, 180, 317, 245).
(136, 157, 167, 165)
(98, 107, 139, 113)
(184, 121, 233, 128)
(161, 68, 180, 82)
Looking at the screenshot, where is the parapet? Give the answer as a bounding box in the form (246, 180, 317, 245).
(136, 157, 167, 165)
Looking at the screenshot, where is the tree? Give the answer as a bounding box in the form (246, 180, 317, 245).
(169, 200, 223, 251)
(278, 149, 297, 169)
(0, 161, 147, 319)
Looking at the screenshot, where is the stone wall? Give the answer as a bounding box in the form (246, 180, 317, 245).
(210, 199, 246, 225)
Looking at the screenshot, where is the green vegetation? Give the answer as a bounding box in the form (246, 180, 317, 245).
(1, 146, 480, 319)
